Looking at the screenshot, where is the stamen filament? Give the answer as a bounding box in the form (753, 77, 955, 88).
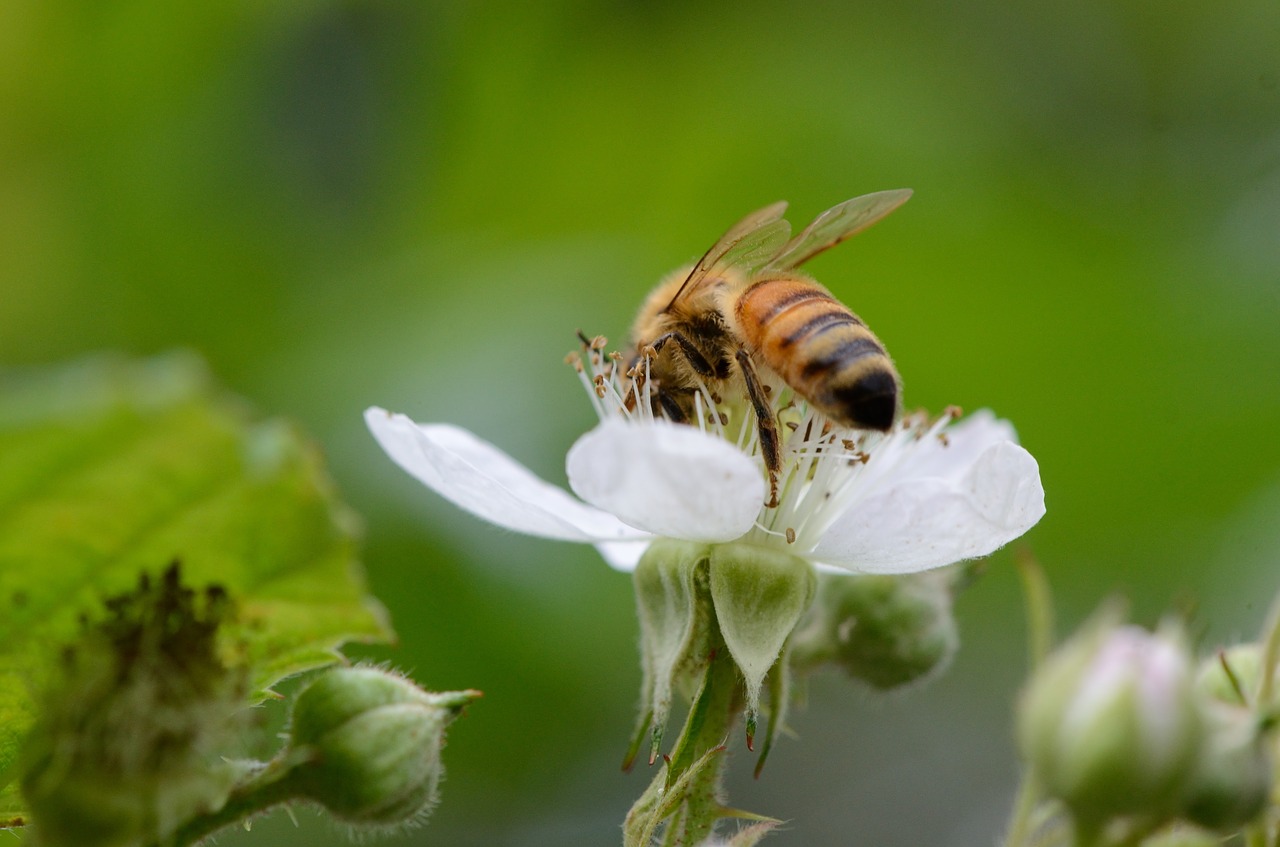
(568, 336, 961, 557)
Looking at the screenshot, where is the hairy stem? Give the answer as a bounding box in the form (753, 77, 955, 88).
(149, 758, 303, 847)
(625, 633, 744, 846)
(1004, 549, 1056, 847)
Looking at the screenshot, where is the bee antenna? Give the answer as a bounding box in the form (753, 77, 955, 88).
(575, 329, 592, 347)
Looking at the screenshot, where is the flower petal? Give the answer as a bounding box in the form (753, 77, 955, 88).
(594, 540, 652, 572)
(857, 409, 1017, 493)
(566, 418, 764, 542)
(365, 407, 647, 543)
(811, 440, 1045, 574)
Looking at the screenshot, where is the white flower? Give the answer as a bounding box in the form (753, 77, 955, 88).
(365, 341, 1045, 575)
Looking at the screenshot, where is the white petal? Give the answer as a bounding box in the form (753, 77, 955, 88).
(566, 418, 764, 542)
(365, 407, 647, 543)
(811, 440, 1045, 574)
(861, 410, 1017, 490)
(594, 540, 652, 572)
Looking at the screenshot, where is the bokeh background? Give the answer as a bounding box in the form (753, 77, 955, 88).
(4, 1, 1279, 845)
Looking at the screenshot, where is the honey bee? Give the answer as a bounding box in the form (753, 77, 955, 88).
(628, 189, 912, 505)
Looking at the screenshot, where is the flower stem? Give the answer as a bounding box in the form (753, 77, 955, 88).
(1014, 548, 1054, 669)
(1002, 772, 1041, 847)
(147, 758, 304, 847)
(625, 635, 743, 846)
(1004, 549, 1055, 847)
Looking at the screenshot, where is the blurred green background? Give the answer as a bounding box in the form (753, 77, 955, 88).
(3, 1, 1279, 844)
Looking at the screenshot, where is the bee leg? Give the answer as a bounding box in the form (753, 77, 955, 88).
(655, 390, 688, 423)
(735, 348, 781, 508)
(650, 331, 721, 378)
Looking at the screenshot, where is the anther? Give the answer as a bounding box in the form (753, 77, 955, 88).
(945, 404, 963, 419)
(785, 528, 796, 544)
(591, 335, 608, 350)
(937, 433, 950, 447)
(719, 412, 728, 426)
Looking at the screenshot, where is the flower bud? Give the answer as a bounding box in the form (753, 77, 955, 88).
(790, 572, 957, 690)
(1194, 644, 1259, 707)
(1018, 618, 1203, 827)
(285, 667, 479, 826)
(1179, 705, 1271, 832)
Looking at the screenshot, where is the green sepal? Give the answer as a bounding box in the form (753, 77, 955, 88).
(621, 709, 652, 772)
(720, 820, 781, 846)
(708, 543, 815, 745)
(753, 648, 790, 778)
(633, 540, 714, 764)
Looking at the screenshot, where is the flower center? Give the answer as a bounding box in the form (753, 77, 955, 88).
(567, 335, 960, 553)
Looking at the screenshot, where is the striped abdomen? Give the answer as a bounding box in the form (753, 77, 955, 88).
(734, 277, 900, 431)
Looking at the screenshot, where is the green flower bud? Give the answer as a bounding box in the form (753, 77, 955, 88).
(1018, 618, 1203, 828)
(790, 572, 957, 690)
(285, 667, 479, 826)
(1180, 705, 1271, 832)
(1194, 644, 1259, 707)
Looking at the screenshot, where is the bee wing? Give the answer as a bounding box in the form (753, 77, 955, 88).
(665, 201, 791, 307)
(765, 189, 912, 272)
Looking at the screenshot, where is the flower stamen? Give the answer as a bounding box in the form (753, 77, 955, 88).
(562, 337, 1038, 565)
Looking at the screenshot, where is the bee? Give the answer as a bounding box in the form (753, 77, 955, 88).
(628, 189, 912, 506)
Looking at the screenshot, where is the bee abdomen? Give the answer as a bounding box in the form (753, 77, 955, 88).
(737, 278, 899, 431)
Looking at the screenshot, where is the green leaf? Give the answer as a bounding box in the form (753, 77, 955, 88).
(0, 352, 392, 825)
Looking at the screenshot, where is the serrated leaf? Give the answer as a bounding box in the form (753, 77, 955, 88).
(0, 352, 392, 824)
